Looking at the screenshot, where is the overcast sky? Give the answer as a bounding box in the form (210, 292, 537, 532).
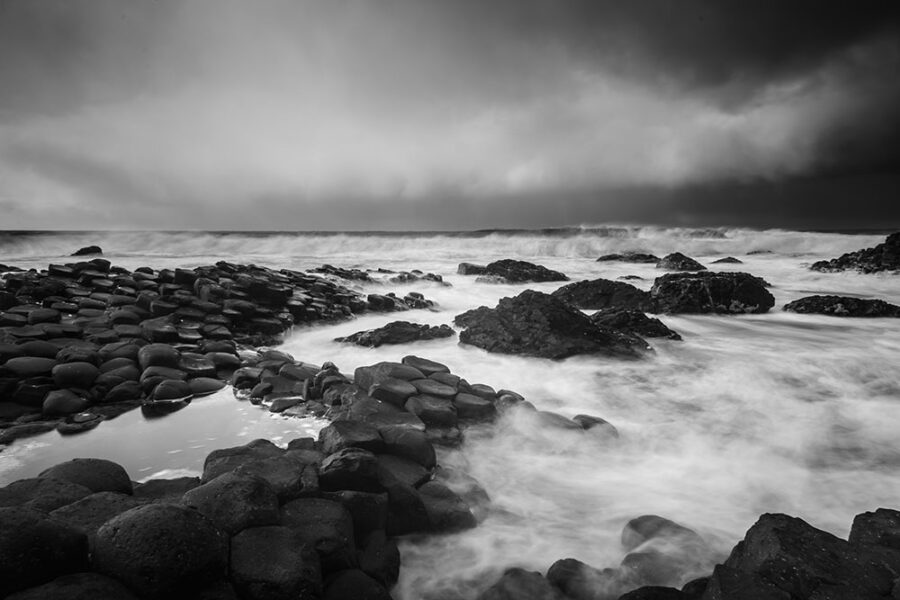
(1, 0, 898, 230)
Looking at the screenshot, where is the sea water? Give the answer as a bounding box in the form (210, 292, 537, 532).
(1, 227, 899, 598)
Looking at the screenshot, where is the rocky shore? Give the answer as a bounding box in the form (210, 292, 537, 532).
(2, 233, 900, 600)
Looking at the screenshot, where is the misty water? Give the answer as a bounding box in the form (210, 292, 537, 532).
(2, 227, 900, 598)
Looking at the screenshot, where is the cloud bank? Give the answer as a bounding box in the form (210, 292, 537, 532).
(0, 0, 898, 229)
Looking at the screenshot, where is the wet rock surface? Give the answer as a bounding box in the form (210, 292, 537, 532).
(457, 259, 569, 283)
(784, 295, 900, 317)
(335, 321, 455, 347)
(455, 290, 648, 359)
(590, 310, 682, 340)
(597, 252, 661, 263)
(650, 272, 774, 314)
(656, 253, 706, 271)
(552, 278, 654, 311)
(811, 232, 900, 273)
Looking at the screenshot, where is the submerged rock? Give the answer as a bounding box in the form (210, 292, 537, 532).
(783, 295, 900, 317)
(71, 246, 102, 256)
(597, 252, 660, 263)
(811, 232, 900, 273)
(552, 279, 653, 311)
(460, 259, 568, 283)
(335, 321, 454, 347)
(651, 272, 774, 314)
(711, 256, 743, 264)
(455, 290, 647, 359)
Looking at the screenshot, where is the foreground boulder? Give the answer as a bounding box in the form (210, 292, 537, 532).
(811, 232, 900, 273)
(455, 290, 647, 359)
(335, 321, 455, 347)
(551, 279, 653, 311)
(459, 259, 568, 283)
(231, 525, 322, 600)
(38, 458, 133, 495)
(92, 503, 229, 599)
(783, 295, 900, 317)
(651, 272, 774, 314)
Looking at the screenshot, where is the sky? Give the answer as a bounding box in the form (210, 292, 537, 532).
(0, 0, 898, 230)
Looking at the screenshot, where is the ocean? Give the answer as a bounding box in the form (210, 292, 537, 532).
(2, 226, 899, 598)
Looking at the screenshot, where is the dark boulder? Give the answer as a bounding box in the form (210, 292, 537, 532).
(0, 477, 92, 512)
(354, 361, 425, 391)
(711, 257, 743, 264)
(454, 392, 497, 421)
(325, 490, 388, 538)
(651, 272, 774, 314)
(322, 569, 392, 600)
(230, 525, 322, 600)
(376, 453, 430, 488)
(335, 321, 454, 347)
(723, 512, 900, 599)
(477, 568, 565, 600)
(552, 278, 653, 311)
(783, 295, 900, 317)
(455, 290, 647, 359)
(281, 498, 357, 573)
(137, 343, 180, 370)
(547, 558, 615, 600)
(181, 472, 280, 534)
(3, 356, 58, 378)
(4, 572, 141, 600)
(318, 448, 383, 493)
(38, 458, 133, 494)
(699, 565, 787, 600)
(319, 420, 385, 455)
(405, 394, 458, 427)
(849, 508, 900, 550)
(71, 246, 102, 256)
(590, 310, 681, 340)
(0, 506, 89, 597)
(478, 259, 569, 283)
(201, 438, 285, 483)
(368, 377, 418, 407)
(42, 389, 91, 416)
(149, 379, 193, 402)
(617, 587, 686, 599)
(92, 503, 229, 600)
(132, 476, 201, 502)
(419, 480, 477, 532)
(402, 354, 450, 376)
(379, 425, 436, 469)
(411, 377, 457, 398)
(656, 253, 706, 271)
(597, 252, 660, 263)
(357, 530, 400, 588)
(49, 491, 145, 547)
(458, 262, 488, 275)
(811, 232, 900, 273)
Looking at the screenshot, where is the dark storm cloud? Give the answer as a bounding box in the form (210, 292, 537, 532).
(0, 0, 898, 229)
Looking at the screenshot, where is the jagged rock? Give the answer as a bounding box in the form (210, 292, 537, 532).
(455, 290, 647, 359)
(783, 295, 900, 317)
(850, 508, 900, 550)
(38, 458, 133, 495)
(651, 272, 774, 314)
(233, 452, 320, 502)
(590, 309, 681, 340)
(656, 253, 706, 271)
(811, 232, 900, 273)
(597, 252, 660, 263)
(552, 278, 653, 311)
(335, 321, 454, 347)
(92, 503, 229, 600)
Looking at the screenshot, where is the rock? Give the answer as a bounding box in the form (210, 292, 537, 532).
(552, 279, 654, 311)
(547, 558, 615, 600)
(650, 272, 774, 314)
(382, 478, 430, 536)
(455, 290, 647, 359)
(102, 380, 143, 403)
(376, 453, 430, 488)
(379, 425, 437, 468)
(478, 568, 565, 600)
(590, 310, 682, 340)
(699, 565, 787, 600)
(783, 295, 900, 317)
(354, 361, 425, 391)
(405, 394, 458, 427)
(149, 379, 193, 402)
(418, 480, 476, 532)
(401, 355, 450, 376)
(49, 491, 145, 546)
(4, 572, 141, 600)
(723, 512, 900, 599)
(322, 569, 392, 600)
(656, 253, 706, 271)
(368, 377, 418, 407)
(181, 472, 280, 534)
(43, 389, 91, 416)
(137, 343, 180, 370)
(411, 377, 457, 398)
(319, 421, 385, 455)
(335, 321, 454, 346)
(71, 245, 102, 256)
(357, 530, 400, 588)
(597, 252, 660, 263)
(0, 477, 92, 512)
(0, 506, 89, 597)
(92, 503, 229, 599)
(476, 259, 569, 283)
(38, 458, 133, 494)
(230, 525, 322, 600)
(453, 392, 497, 421)
(811, 232, 900, 273)
(711, 257, 743, 264)
(619, 516, 713, 589)
(281, 498, 358, 573)
(572, 414, 619, 437)
(189, 377, 227, 396)
(3, 356, 58, 378)
(622, 515, 704, 552)
(850, 508, 900, 550)
(319, 448, 383, 493)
